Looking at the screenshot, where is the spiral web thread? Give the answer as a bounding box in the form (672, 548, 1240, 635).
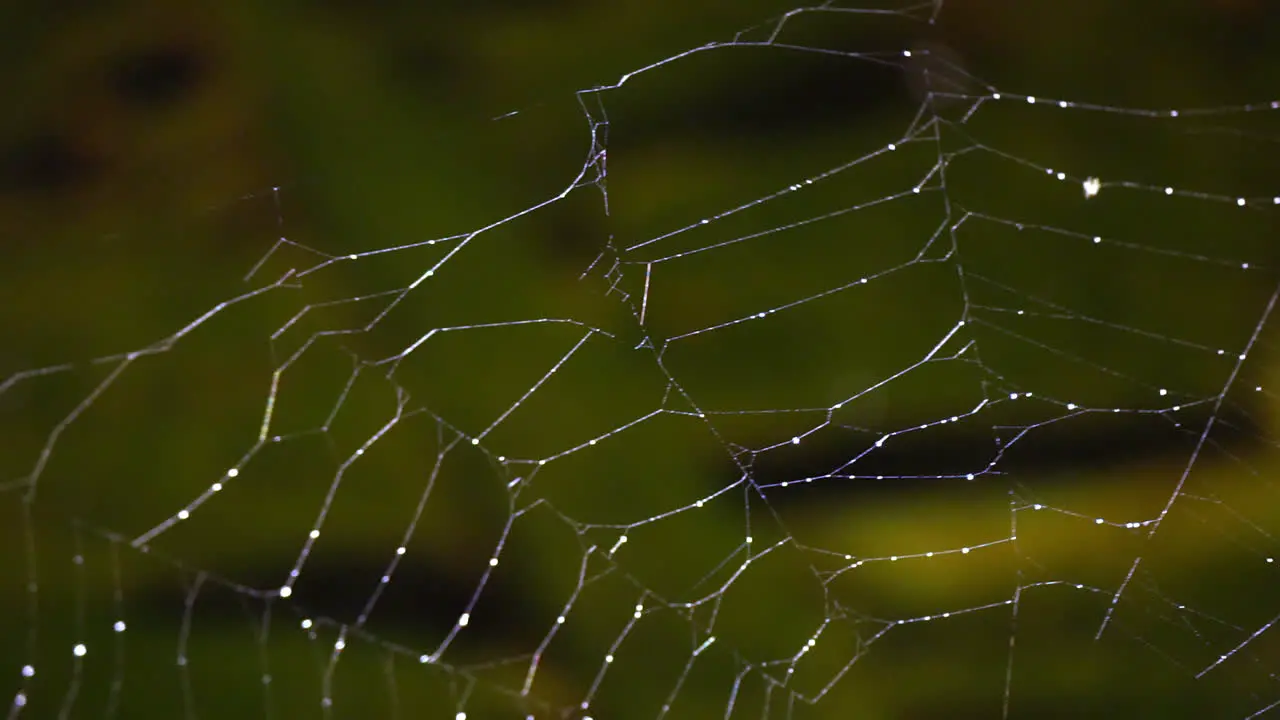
(4, 2, 1280, 718)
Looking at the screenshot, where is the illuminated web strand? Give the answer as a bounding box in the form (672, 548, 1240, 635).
(1097, 279, 1280, 640)
(6, 1, 1280, 717)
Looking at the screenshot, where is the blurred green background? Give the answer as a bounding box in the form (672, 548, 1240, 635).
(3, 0, 1280, 718)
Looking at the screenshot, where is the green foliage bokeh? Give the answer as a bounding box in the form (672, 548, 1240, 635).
(3, 1, 1280, 718)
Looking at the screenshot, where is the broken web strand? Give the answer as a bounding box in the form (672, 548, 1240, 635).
(104, 537, 127, 720)
(3, 2, 1280, 718)
(8, 499, 37, 720)
(59, 530, 87, 720)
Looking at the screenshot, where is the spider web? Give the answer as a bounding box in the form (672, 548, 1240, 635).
(4, 1, 1280, 718)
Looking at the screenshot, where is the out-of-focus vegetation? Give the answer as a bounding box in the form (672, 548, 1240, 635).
(3, 1, 1280, 718)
